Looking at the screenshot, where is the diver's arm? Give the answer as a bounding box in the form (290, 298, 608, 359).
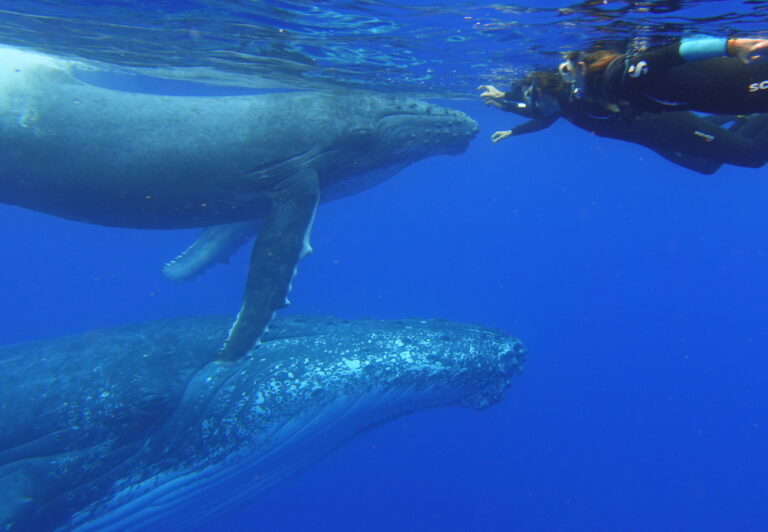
(478, 84, 544, 118)
(479, 85, 532, 114)
(617, 37, 768, 98)
(678, 37, 768, 63)
(490, 116, 559, 144)
(626, 37, 768, 75)
(511, 116, 559, 135)
(727, 39, 768, 63)
(499, 99, 531, 113)
(478, 85, 507, 109)
(622, 38, 719, 77)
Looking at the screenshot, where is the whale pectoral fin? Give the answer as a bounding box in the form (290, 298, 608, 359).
(163, 221, 262, 281)
(218, 168, 320, 361)
(0, 469, 35, 528)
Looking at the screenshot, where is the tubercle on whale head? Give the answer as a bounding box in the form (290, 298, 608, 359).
(459, 336, 527, 410)
(312, 98, 478, 199)
(368, 106, 478, 161)
(218, 321, 527, 422)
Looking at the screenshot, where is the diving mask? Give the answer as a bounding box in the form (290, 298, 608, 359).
(558, 57, 586, 100)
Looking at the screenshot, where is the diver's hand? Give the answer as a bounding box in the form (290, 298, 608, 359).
(490, 130, 513, 143)
(478, 85, 506, 108)
(727, 38, 768, 64)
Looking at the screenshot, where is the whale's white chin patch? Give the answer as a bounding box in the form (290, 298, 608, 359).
(67, 383, 464, 532)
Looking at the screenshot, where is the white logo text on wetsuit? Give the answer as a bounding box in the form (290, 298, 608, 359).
(749, 80, 768, 92)
(627, 60, 649, 78)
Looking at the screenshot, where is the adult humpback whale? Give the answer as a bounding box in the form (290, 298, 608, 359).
(0, 48, 479, 360)
(0, 315, 525, 531)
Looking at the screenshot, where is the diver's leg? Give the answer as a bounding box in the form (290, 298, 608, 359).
(642, 111, 764, 168)
(655, 149, 721, 175)
(703, 114, 741, 127)
(736, 114, 768, 167)
(730, 113, 768, 139)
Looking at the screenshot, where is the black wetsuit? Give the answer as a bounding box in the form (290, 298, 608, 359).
(601, 47, 768, 115)
(501, 90, 768, 174)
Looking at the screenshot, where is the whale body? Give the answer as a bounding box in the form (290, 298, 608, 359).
(0, 48, 479, 359)
(0, 315, 525, 531)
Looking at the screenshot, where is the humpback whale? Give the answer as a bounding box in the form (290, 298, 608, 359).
(0, 315, 525, 531)
(0, 48, 479, 360)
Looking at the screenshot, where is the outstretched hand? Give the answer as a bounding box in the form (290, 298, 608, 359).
(478, 86, 514, 143)
(728, 38, 768, 64)
(490, 130, 513, 143)
(478, 85, 506, 109)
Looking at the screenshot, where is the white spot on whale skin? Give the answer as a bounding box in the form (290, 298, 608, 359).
(342, 358, 361, 371)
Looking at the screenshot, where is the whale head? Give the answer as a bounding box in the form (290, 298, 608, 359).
(2, 316, 523, 531)
(313, 93, 479, 200)
(347, 94, 480, 156)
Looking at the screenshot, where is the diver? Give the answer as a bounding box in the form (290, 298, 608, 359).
(478, 67, 768, 174)
(556, 37, 768, 116)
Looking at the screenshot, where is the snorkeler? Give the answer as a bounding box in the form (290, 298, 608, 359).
(478, 68, 768, 174)
(556, 37, 768, 116)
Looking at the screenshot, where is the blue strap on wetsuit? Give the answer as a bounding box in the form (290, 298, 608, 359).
(678, 36, 728, 62)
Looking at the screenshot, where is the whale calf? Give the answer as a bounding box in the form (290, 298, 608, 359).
(0, 315, 525, 531)
(0, 48, 479, 360)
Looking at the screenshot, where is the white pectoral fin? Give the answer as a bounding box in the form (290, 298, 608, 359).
(162, 221, 262, 281)
(218, 168, 320, 361)
(300, 196, 318, 259)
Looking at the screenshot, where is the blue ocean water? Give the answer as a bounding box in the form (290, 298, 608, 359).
(1, 1, 768, 530)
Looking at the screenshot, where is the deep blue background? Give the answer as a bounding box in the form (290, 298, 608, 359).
(2, 88, 767, 530)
